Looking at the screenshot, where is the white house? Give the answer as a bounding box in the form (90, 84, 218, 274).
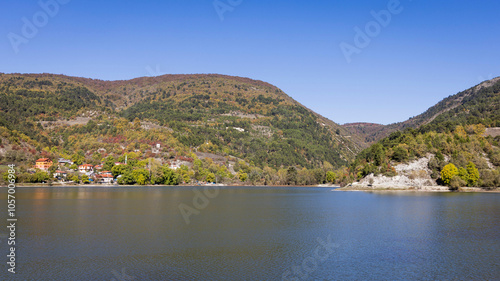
(96, 174, 114, 184)
(53, 170, 67, 179)
(78, 164, 94, 174)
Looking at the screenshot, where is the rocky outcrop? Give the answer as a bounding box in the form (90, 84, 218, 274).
(351, 155, 448, 190)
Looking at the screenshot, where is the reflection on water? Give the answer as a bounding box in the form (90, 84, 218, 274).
(0, 187, 499, 280)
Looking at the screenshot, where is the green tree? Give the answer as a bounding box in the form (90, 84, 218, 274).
(31, 171, 50, 183)
(248, 169, 261, 185)
(103, 156, 115, 171)
(117, 172, 135, 185)
(312, 169, 325, 184)
(392, 145, 408, 162)
(326, 171, 336, 183)
(177, 165, 192, 184)
(136, 174, 147, 185)
(2, 171, 18, 183)
(71, 175, 79, 183)
(466, 162, 480, 186)
(206, 173, 216, 183)
(111, 164, 132, 177)
(458, 167, 469, 183)
(238, 161, 251, 174)
(441, 163, 458, 186)
(238, 171, 248, 182)
(81, 174, 90, 184)
(262, 166, 277, 185)
(193, 159, 203, 171)
(323, 161, 334, 172)
(71, 153, 85, 166)
(162, 167, 180, 185)
(287, 166, 298, 185)
(118, 153, 139, 167)
(216, 165, 230, 182)
(48, 164, 57, 174)
(371, 143, 385, 166)
(132, 169, 149, 184)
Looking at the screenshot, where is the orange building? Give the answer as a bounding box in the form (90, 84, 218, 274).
(35, 158, 53, 171)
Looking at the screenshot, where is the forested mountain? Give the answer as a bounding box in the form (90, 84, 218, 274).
(344, 77, 500, 145)
(342, 123, 387, 145)
(1, 73, 498, 188)
(353, 77, 500, 189)
(0, 73, 361, 184)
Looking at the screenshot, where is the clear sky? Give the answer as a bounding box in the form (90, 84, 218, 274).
(1, 0, 499, 124)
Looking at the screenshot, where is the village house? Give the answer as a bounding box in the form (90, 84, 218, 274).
(96, 171, 113, 184)
(53, 170, 67, 180)
(94, 164, 103, 171)
(35, 158, 53, 171)
(78, 164, 94, 174)
(96, 174, 114, 184)
(58, 158, 74, 166)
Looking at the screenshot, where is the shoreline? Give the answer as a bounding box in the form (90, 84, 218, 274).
(1, 183, 339, 188)
(1, 183, 498, 193)
(335, 186, 500, 193)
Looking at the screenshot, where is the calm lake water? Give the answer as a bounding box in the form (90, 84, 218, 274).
(0, 186, 499, 280)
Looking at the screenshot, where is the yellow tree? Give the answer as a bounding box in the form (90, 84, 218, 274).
(466, 162, 480, 186)
(454, 126, 467, 139)
(441, 163, 458, 186)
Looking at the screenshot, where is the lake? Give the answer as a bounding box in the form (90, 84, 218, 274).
(0, 186, 499, 280)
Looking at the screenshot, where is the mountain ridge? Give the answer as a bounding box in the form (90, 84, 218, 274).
(0, 72, 361, 173)
(352, 76, 500, 189)
(343, 77, 500, 145)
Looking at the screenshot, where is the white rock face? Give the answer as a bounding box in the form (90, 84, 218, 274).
(352, 155, 448, 190)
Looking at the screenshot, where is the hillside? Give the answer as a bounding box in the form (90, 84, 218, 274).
(352, 77, 500, 189)
(0, 73, 361, 185)
(344, 77, 500, 145)
(342, 123, 387, 144)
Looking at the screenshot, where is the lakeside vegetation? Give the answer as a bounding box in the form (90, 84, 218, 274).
(353, 78, 500, 189)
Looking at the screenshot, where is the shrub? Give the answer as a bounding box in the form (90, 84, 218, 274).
(206, 173, 215, 183)
(392, 145, 408, 162)
(466, 162, 480, 187)
(449, 175, 465, 190)
(428, 156, 446, 179)
(458, 167, 469, 182)
(479, 169, 500, 189)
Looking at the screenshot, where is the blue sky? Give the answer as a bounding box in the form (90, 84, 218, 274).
(1, 0, 499, 124)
